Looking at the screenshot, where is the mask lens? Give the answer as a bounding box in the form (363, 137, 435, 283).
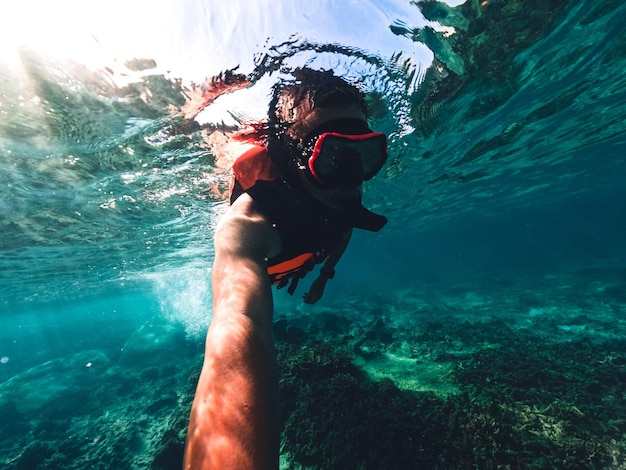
(308, 132, 387, 187)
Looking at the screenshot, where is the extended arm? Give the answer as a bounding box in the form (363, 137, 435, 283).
(184, 194, 281, 469)
(303, 229, 352, 304)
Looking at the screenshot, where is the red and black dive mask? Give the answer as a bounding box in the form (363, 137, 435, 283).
(300, 119, 388, 188)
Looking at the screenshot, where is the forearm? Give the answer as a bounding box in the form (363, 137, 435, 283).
(185, 198, 281, 469)
(185, 259, 278, 469)
(185, 317, 278, 469)
(323, 229, 352, 272)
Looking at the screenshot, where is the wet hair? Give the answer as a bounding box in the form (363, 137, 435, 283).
(234, 68, 368, 144)
(268, 67, 369, 130)
(260, 68, 369, 176)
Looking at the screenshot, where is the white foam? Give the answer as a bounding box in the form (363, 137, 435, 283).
(146, 263, 212, 339)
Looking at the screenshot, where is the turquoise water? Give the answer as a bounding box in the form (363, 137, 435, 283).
(1, 0, 626, 468)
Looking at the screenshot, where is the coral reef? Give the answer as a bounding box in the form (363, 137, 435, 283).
(274, 268, 626, 469)
(1, 268, 625, 468)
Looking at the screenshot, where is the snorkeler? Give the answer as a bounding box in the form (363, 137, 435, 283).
(184, 68, 388, 469)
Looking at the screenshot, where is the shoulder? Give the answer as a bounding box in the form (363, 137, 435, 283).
(215, 193, 281, 260)
(232, 145, 279, 190)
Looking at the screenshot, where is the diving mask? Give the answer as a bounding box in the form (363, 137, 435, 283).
(300, 119, 388, 188)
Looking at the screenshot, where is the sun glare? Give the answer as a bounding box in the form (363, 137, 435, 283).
(0, 0, 182, 77)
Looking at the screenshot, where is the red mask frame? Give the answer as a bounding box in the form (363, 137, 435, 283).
(306, 131, 388, 187)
